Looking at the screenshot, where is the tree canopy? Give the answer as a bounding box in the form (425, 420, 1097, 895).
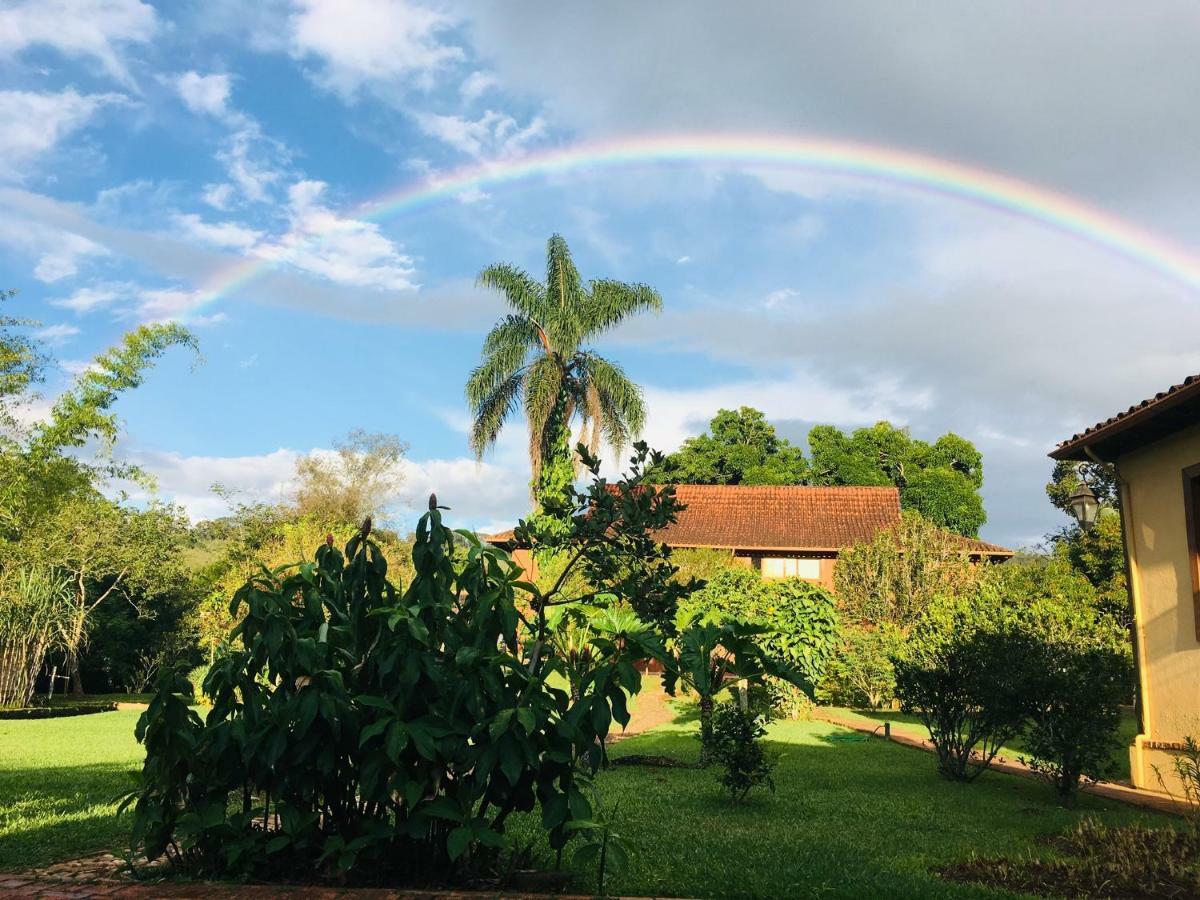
(650, 406, 809, 485)
(652, 409, 987, 536)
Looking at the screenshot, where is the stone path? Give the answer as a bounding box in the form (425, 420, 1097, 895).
(812, 707, 1192, 816)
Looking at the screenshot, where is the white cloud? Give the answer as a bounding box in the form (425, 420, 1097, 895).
(175, 71, 233, 117)
(459, 70, 498, 103)
(202, 183, 235, 210)
(415, 109, 546, 159)
(254, 180, 419, 291)
(0, 89, 124, 181)
(123, 444, 527, 531)
(133, 287, 213, 323)
(0, 0, 156, 86)
(50, 284, 126, 313)
(33, 323, 80, 344)
(289, 0, 463, 97)
(763, 288, 798, 309)
(174, 212, 263, 251)
(216, 122, 289, 203)
(0, 215, 108, 282)
(676, 255, 692, 265)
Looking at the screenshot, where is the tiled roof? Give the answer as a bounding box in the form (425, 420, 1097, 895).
(482, 484, 1012, 557)
(646, 484, 902, 551)
(1051, 373, 1200, 461)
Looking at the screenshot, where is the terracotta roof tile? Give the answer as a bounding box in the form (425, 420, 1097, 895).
(653, 484, 902, 551)
(1052, 373, 1200, 460)
(482, 484, 1012, 557)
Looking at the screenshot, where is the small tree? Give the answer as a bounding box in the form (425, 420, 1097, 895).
(711, 701, 776, 805)
(826, 623, 906, 709)
(1020, 601, 1133, 802)
(293, 429, 407, 525)
(894, 590, 1040, 781)
(834, 510, 979, 627)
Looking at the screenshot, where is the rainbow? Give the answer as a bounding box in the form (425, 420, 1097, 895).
(198, 134, 1200, 306)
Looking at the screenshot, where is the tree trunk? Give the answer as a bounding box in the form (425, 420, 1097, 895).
(698, 693, 714, 766)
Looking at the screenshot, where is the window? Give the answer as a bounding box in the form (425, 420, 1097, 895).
(1186, 464, 1200, 639)
(760, 557, 822, 580)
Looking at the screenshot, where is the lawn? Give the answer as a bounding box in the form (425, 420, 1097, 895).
(0, 710, 144, 871)
(0, 704, 1177, 897)
(838, 706, 1140, 783)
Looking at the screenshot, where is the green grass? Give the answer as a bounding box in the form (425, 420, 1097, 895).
(507, 713, 1174, 898)
(838, 707, 1139, 783)
(0, 710, 144, 870)
(0, 704, 1176, 898)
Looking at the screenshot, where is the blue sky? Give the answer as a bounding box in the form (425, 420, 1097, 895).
(3, 0, 1200, 546)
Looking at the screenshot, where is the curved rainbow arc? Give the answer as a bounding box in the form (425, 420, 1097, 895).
(198, 134, 1200, 307)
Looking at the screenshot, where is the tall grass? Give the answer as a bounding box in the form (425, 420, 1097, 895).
(0, 567, 72, 707)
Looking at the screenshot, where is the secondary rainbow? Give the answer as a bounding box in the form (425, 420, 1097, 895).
(198, 134, 1200, 306)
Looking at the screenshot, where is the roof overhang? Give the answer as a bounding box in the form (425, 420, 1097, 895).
(1051, 375, 1200, 462)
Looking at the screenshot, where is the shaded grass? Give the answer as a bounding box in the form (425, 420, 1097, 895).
(0, 710, 143, 870)
(839, 706, 1139, 783)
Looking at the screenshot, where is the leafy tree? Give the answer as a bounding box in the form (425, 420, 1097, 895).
(466, 234, 661, 507)
(1020, 601, 1133, 802)
(825, 623, 906, 709)
(833, 510, 980, 627)
(711, 702, 776, 805)
(651, 407, 809, 485)
(810, 422, 986, 536)
(1046, 459, 1120, 514)
(0, 322, 196, 695)
(894, 588, 1042, 781)
(0, 289, 48, 427)
(294, 429, 407, 525)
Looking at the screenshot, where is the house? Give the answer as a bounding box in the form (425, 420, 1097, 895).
(485, 484, 1011, 589)
(1052, 372, 1200, 794)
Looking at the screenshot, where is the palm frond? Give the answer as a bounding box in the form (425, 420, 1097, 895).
(476, 263, 547, 320)
(523, 356, 564, 483)
(582, 280, 663, 337)
(583, 354, 646, 456)
(468, 370, 525, 459)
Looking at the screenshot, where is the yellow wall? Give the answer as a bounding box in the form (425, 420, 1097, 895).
(1118, 422, 1200, 791)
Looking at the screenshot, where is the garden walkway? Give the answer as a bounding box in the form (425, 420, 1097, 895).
(813, 707, 1190, 816)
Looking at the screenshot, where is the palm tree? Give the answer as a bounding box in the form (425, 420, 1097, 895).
(467, 234, 661, 491)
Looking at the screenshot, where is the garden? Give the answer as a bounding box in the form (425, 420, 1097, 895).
(1, 244, 1196, 898)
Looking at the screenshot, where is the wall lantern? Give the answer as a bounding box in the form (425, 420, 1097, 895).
(1067, 481, 1100, 531)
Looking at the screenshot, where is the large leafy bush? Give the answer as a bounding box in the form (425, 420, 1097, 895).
(1019, 600, 1133, 800)
(825, 623, 906, 709)
(681, 568, 839, 719)
(894, 589, 1040, 781)
(124, 446, 686, 883)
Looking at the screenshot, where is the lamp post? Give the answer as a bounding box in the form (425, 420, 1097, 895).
(1066, 480, 1100, 531)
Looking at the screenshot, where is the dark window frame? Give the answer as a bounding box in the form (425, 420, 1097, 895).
(1184, 462, 1200, 640)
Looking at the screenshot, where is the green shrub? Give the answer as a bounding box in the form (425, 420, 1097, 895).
(894, 590, 1040, 781)
(710, 701, 776, 805)
(826, 623, 906, 709)
(123, 446, 687, 883)
(1020, 601, 1133, 801)
(682, 570, 839, 720)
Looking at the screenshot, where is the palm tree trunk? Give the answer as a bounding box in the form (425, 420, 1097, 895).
(698, 692, 715, 767)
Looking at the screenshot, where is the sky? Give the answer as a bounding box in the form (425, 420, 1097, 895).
(2, 0, 1200, 547)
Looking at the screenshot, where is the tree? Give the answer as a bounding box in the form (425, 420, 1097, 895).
(650, 407, 809, 485)
(833, 510, 981, 627)
(466, 234, 661, 506)
(810, 422, 986, 536)
(0, 322, 196, 694)
(294, 429, 407, 525)
(33, 497, 190, 693)
(0, 289, 48, 428)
